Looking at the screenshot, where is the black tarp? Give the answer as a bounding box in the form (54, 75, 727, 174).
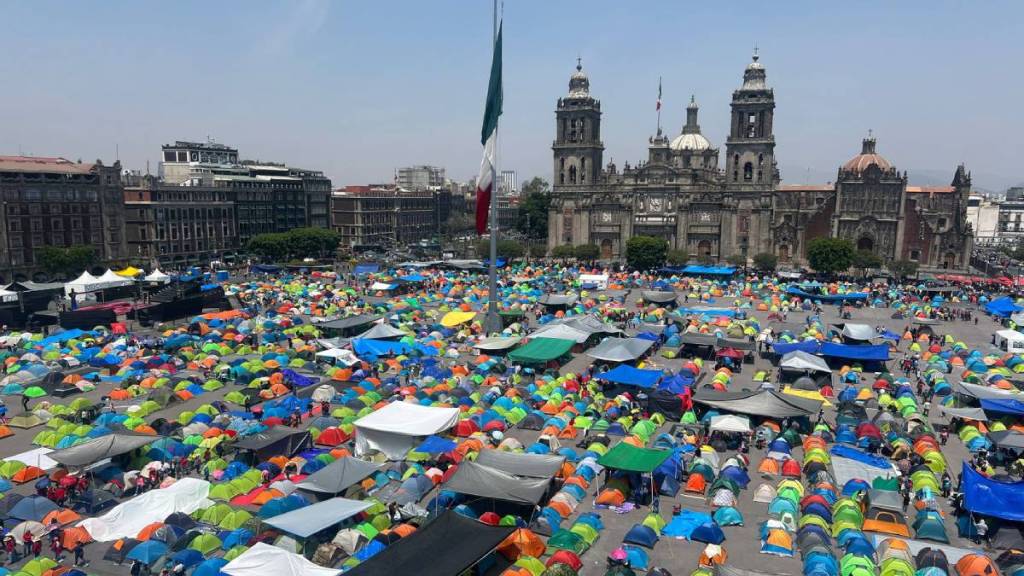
(679, 333, 718, 347)
(50, 433, 162, 467)
(474, 451, 564, 479)
(693, 389, 821, 418)
(647, 389, 686, 421)
(344, 511, 514, 576)
(233, 427, 311, 461)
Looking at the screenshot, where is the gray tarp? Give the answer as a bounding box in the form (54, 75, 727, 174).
(693, 390, 822, 418)
(838, 323, 879, 341)
(716, 564, 791, 576)
(586, 337, 655, 362)
(780, 350, 832, 374)
(530, 324, 590, 344)
(233, 427, 311, 457)
(635, 323, 667, 334)
(955, 381, 1021, 400)
(641, 291, 677, 304)
(49, 433, 162, 468)
(474, 451, 565, 479)
(865, 489, 905, 512)
(319, 315, 381, 331)
(937, 405, 989, 421)
(679, 333, 718, 347)
(354, 323, 406, 340)
(443, 461, 551, 504)
(538, 294, 578, 307)
(717, 336, 755, 351)
(263, 497, 373, 538)
(295, 456, 383, 494)
(553, 314, 622, 336)
(989, 430, 1024, 450)
(473, 336, 522, 351)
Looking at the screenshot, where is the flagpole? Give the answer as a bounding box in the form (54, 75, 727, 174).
(484, 0, 501, 335)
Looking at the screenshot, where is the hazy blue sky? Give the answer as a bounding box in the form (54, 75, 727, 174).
(1, 1, 1021, 190)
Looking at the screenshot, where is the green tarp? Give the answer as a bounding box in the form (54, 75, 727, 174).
(597, 442, 671, 473)
(507, 337, 575, 364)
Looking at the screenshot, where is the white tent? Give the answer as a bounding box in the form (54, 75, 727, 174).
(314, 348, 360, 366)
(223, 542, 340, 576)
(530, 323, 590, 344)
(95, 269, 133, 289)
(709, 414, 752, 434)
(473, 336, 522, 351)
(79, 478, 212, 541)
(354, 402, 459, 460)
(579, 273, 609, 289)
(144, 269, 171, 284)
(369, 281, 396, 291)
(65, 271, 101, 295)
(780, 350, 831, 374)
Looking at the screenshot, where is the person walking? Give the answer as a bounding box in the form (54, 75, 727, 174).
(22, 531, 33, 559)
(975, 516, 989, 547)
(73, 542, 87, 567)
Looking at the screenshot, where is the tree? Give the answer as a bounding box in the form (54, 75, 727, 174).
(725, 254, 746, 267)
(752, 252, 778, 271)
(851, 250, 883, 276)
(806, 237, 855, 276)
(888, 259, 919, 280)
(247, 233, 290, 261)
(516, 184, 550, 240)
(574, 244, 600, 260)
(477, 239, 524, 259)
(520, 177, 550, 196)
(666, 249, 688, 265)
(37, 245, 96, 276)
(625, 236, 667, 271)
(551, 244, 575, 259)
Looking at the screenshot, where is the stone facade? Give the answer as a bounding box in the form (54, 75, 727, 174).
(547, 54, 973, 270)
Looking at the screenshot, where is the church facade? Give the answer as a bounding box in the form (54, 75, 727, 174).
(547, 54, 974, 270)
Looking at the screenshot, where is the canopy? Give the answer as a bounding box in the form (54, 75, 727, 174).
(144, 269, 171, 283)
(785, 287, 868, 302)
(115, 266, 143, 277)
(223, 542, 340, 576)
(598, 443, 671, 473)
(962, 461, 1024, 521)
(96, 269, 134, 288)
(587, 337, 655, 362)
(955, 381, 1020, 400)
(473, 336, 522, 351)
(444, 461, 551, 504)
(318, 315, 381, 332)
(820, 342, 890, 361)
(985, 296, 1024, 317)
(780, 351, 831, 373)
(709, 414, 752, 434)
(693, 390, 822, 418)
(679, 333, 719, 347)
(837, 323, 879, 341)
(988, 430, 1024, 450)
(440, 311, 477, 328)
(234, 427, 311, 458)
(642, 291, 678, 304)
(354, 323, 406, 340)
(296, 456, 383, 494)
(79, 478, 211, 542)
(595, 365, 662, 388)
(530, 324, 590, 344)
(49, 433, 161, 468)
(344, 511, 513, 576)
(263, 498, 373, 538)
(508, 338, 575, 363)
(538, 294, 579, 307)
(354, 402, 459, 460)
(65, 271, 101, 295)
(830, 445, 898, 489)
(937, 406, 988, 421)
(351, 339, 411, 358)
(475, 451, 565, 479)
(980, 398, 1024, 416)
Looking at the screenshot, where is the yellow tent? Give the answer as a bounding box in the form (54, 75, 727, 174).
(441, 311, 477, 328)
(782, 386, 833, 407)
(116, 266, 143, 277)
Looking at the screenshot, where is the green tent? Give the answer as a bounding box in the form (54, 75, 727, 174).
(597, 443, 671, 473)
(507, 338, 575, 364)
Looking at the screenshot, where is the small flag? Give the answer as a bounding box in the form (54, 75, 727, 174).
(475, 22, 503, 235)
(656, 77, 662, 112)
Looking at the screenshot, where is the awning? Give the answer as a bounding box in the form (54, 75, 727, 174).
(507, 338, 575, 364)
(49, 433, 162, 468)
(443, 461, 551, 504)
(962, 461, 1024, 521)
(295, 456, 383, 494)
(344, 511, 513, 576)
(587, 337, 655, 362)
(263, 498, 373, 538)
(988, 430, 1024, 450)
(598, 443, 671, 473)
(473, 336, 522, 351)
(641, 291, 677, 304)
(780, 350, 831, 373)
(595, 365, 663, 388)
(693, 389, 822, 418)
(474, 451, 565, 479)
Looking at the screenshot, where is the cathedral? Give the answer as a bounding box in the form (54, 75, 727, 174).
(546, 53, 974, 270)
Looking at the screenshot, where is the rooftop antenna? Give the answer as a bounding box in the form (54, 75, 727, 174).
(115, 143, 119, 162)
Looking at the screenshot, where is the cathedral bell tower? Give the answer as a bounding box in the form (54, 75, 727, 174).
(725, 51, 777, 189)
(553, 58, 604, 187)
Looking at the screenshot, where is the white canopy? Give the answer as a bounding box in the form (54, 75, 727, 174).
(223, 542, 340, 576)
(473, 336, 522, 351)
(79, 478, 212, 541)
(355, 323, 406, 340)
(369, 281, 396, 291)
(144, 269, 171, 284)
(780, 350, 832, 374)
(354, 402, 459, 460)
(314, 348, 360, 366)
(530, 323, 590, 344)
(96, 269, 133, 289)
(65, 271, 101, 295)
(839, 323, 879, 341)
(709, 414, 752, 434)
(579, 273, 609, 289)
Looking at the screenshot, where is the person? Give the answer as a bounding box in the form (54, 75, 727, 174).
(22, 531, 33, 558)
(131, 560, 143, 576)
(4, 534, 17, 564)
(940, 428, 949, 445)
(975, 516, 989, 547)
(21, 393, 29, 413)
(922, 400, 930, 417)
(902, 490, 911, 512)
(73, 542, 86, 567)
(50, 533, 62, 561)
(0, 397, 7, 424)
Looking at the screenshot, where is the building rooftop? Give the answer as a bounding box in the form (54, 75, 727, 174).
(906, 186, 956, 194)
(776, 184, 835, 192)
(0, 155, 96, 174)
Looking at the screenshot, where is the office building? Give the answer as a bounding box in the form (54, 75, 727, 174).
(331, 186, 443, 249)
(397, 165, 445, 191)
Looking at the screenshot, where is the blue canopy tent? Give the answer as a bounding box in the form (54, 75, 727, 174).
(985, 296, 1023, 318)
(351, 339, 412, 358)
(681, 265, 736, 277)
(980, 398, 1024, 416)
(962, 461, 1024, 521)
(595, 365, 663, 389)
(785, 287, 869, 303)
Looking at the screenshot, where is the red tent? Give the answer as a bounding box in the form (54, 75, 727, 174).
(781, 459, 802, 478)
(716, 348, 744, 360)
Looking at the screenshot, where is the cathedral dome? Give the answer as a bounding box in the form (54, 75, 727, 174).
(568, 59, 590, 98)
(741, 51, 768, 91)
(843, 137, 892, 173)
(670, 132, 712, 152)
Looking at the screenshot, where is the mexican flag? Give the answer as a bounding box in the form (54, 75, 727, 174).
(475, 22, 502, 235)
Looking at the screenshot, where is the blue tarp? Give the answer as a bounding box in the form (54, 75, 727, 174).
(352, 339, 412, 358)
(353, 264, 380, 275)
(595, 365, 662, 389)
(399, 274, 426, 283)
(662, 510, 713, 539)
(415, 435, 457, 455)
(984, 296, 1024, 318)
(830, 445, 892, 470)
(681, 265, 736, 276)
(675, 308, 737, 318)
(980, 398, 1024, 416)
(772, 340, 820, 355)
(785, 287, 869, 302)
(961, 462, 1024, 521)
(820, 342, 889, 361)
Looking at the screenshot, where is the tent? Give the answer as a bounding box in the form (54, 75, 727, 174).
(693, 390, 822, 418)
(530, 324, 591, 344)
(295, 456, 383, 495)
(65, 271, 102, 295)
(474, 451, 565, 479)
(353, 402, 459, 460)
(473, 336, 522, 351)
(595, 365, 662, 389)
(597, 443, 671, 473)
(837, 323, 879, 341)
(144, 269, 171, 284)
(508, 338, 575, 364)
(354, 323, 406, 340)
(780, 351, 831, 374)
(49, 433, 161, 468)
(263, 498, 373, 538)
(223, 542, 340, 576)
(444, 461, 552, 505)
(709, 415, 752, 434)
(233, 427, 311, 461)
(344, 511, 513, 576)
(587, 338, 655, 363)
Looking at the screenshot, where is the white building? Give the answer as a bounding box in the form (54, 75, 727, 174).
(967, 195, 1000, 245)
(500, 170, 517, 196)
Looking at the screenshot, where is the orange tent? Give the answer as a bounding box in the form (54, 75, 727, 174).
(0, 425, 12, 439)
(685, 474, 707, 495)
(595, 488, 626, 506)
(43, 509, 81, 526)
(498, 528, 546, 560)
(955, 554, 999, 576)
(12, 465, 45, 483)
(251, 489, 284, 505)
(61, 526, 92, 549)
(136, 522, 166, 540)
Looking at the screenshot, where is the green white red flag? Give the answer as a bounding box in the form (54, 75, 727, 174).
(475, 22, 503, 235)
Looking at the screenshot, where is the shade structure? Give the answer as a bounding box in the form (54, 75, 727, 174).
(223, 542, 340, 576)
(597, 443, 671, 473)
(353, 323, 406, 340)
(693, 389, 822, 418)
(353, 402, 459, 460)
(49, 433, 162, 468)
(344, 511, 514, 576)
(595, 365, 662, 388)
(263, 498, 373, 538)
(709, 415, 752, 434)
(507, 338, 575, 364)
(779, 351, 831, 374)
(538, 294, 578, 307)
(962, 461, 1024, 521)
(587, 337, 656, 363)
(295, 456, 382, 495)
(641, 291, 678, 305)
(474, 451, 565, 479)
(443, 461, 552, 504)
(233, 427, 311, 460)
(530, 324, 591, 344)
(79, 478, 212, 542)
(837, 323, 879, 341)
(473, 336, 522, 351)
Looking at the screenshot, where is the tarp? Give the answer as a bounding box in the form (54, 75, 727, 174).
(353, 264, 379, 275)
(263, 498, 373, 538)
(988, 430, 1024, 450)
(223, 542, 340, 576)
(530, 324, 591, 344)
(780, 350, 831, 373)
(820, 342, 890, 361)
(351, 339, 411, 358)
(353, 402, 459, 460)
(595, 365, 663, 389)
(440, 311, 477, 328)
(234, 427, 311, 458)
(473, 336, 522, 351)
(443, 461, 551, 504)
(837, 323, 879, 341)
(79, 478, 212, 541)
(692, 390, 822, 418)
(474, 450, 565, 479)
(4, 447, 58, 471)
(354, 323, 406, 340)
(955, 381, 1020, 400)
(985, 296, 1024, 318)
(679, 333, 719, 347)
(318, 315, 381, 332)
(715, 565, 792, 576)
(587, 337, 655, 362)
(295, 456, 383, 494)
(344, 511, 513, 576)
(962, 461, 1024, 521)
(981, 398, 1024, 416)
(507, 338, 575, 363)
(830, 445, 899, 489)
(642, 291, 678, 304)
(597, 443, 671, 473)
(538, 294, 578, 307)
(937, 405, 988, 421)
(709, 414, 752, 434)
(314, 348, 360, 366)
(785, 287, 868, 302)
(49, 433, 162, 468)
(681, 265, 736, 276)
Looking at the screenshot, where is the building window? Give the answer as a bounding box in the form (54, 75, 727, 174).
(910, 250, 920, 261)
(743, 163, 753, 181)
(937, 218, 947, 228)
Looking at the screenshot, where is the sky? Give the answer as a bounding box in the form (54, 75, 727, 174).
(1, 1, 1021, 191)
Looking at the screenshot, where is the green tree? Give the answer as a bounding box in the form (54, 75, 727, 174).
(520, 177, 550, 196)
(37, 246, 69, 275)
(551, 244, 575, 259)
(574, 244, 600, 260)
(725, 254, 746, 267)
(851, 250, 883, 276)
(247, 233, 290, 261)
(625, 236, 667, 271)
(666, 249, 688, 265)
(37, 245, 96, 276)
(888, 259, 919, 280)
(516, 183, 550, 240)
(477, 239, 524, 259)
(806, 237, 855, 276)
(752, 252, 778, 271)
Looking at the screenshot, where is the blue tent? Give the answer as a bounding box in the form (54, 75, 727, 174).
(415, 435, 458, 455)
(713, 506, 744, 526)
(170, 549, 205, 569)
(194, 558, 229, 576)
(126, 540, 168, 564)
(623, 524, 660, 548)
(690, 521, 726, 544)
(595, 365, 662, 389)
(352, 339, 412, 358)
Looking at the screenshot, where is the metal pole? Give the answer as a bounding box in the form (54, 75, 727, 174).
(484, 0, 502, 335)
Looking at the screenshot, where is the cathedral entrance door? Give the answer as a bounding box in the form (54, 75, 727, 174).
(943, 252, 957, 269)
(777, 244, 790, 263)
(697, 240, 712, 257)
(600, 239, 613, 260)
(856, 237, 874, 252)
